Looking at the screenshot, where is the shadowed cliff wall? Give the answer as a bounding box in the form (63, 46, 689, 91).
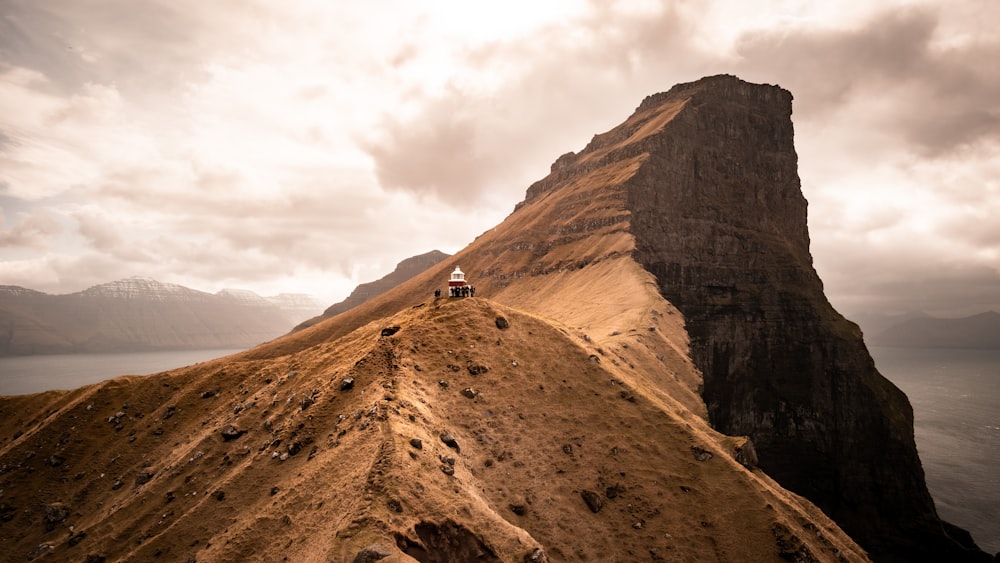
(623, 75, 989, 562)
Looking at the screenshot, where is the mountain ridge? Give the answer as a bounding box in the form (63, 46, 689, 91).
(0, 75, 990, 561)
(293, 250, 450, 332)
(256, 74, 988, 561)
(867, 310, 1000, 349)
(0, 277, 324, 355)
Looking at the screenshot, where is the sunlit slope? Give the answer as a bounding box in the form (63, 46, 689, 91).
(0, 298, 867, 561)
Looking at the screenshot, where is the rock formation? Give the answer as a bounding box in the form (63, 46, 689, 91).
(0, 75, 990, 561)
(525, 74, 987, 562)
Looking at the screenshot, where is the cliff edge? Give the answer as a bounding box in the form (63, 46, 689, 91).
(590, 74, 984, 562)
(0, 75, 989, 562)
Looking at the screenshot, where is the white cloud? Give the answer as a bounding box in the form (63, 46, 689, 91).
(0, 0, 997, 315)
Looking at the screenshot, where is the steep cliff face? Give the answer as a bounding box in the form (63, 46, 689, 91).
(590, 75, 984, 562)
(1, 76, 988, 562)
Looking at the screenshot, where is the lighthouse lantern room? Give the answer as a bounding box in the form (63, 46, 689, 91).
(449, 266, 466, 288)
(446, 266, 475, 297)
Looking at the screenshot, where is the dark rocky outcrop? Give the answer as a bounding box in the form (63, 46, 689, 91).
(608, 75, 988, 562)
(411, 520, 500, 563)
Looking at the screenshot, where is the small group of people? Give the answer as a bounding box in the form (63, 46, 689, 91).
(435, 285, 476, 298)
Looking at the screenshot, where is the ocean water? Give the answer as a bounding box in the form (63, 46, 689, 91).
(0, 349, 245, 396)
(869, 346, 1000, 555)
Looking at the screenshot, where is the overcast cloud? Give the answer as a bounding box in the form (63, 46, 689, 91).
(1, 0, 997, 318)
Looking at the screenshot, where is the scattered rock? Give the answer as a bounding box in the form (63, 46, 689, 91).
(509, 504, 527, 516)
(495, 316, 510, 329)
(48, 455, 65, 467)
(221, 425, 245, 442)
(287, 441, 303, 456)
(562, 444, 573, 455)
(387, 499, 403, 513)
(84, 554, 107, 563)
(353, 543, 393, 563)
(523, 548, 548, 563)
(467, 363, 489, 376)
(135, 471, 154, 486)
(440, 465, 455, 476)
(27, 543, 53, 560)
(43, 502, 68, 531)
(340, 377, 355, 391)
(440, 433, 460, 451)
(212, 490, 225, 501)
(772, 522, 818, 562)
(270, 486, 280, 496)
(380, 326, 401, 337)
(734, 437, 758, 469)
(200, 390, 216, 399)
(461, 388, 477, 399)
(165, 491, 175, 503)
(589, 355, 600, 363)
(438, 380, 449, 388)
(581, 490, 603, 513)
(68, 531, 87, 546)
(440, 455, 455, 466)
(606, 485, 626, 499)
(413, 520, 499, 562)
(300, 395, 315, 410)
(163, 405, 176, 420)
(691, 446, 713, 462)
(409, 438, 423, 450)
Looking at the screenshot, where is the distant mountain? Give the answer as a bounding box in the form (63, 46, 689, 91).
(293, 250, 449, 331)
(868, 311, 1000, 349)
(848, 310, 932, 338)
(0, 277, 324, 356)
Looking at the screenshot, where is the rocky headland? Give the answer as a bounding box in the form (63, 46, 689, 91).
(0, 75, 990, 562)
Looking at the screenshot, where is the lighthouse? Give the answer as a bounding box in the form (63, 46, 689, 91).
(447, 266, 474, 297)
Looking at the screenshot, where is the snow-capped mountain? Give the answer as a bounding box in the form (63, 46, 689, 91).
(0, 278, 324, 355)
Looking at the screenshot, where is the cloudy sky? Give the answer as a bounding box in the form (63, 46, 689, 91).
(1, 0, 997, 318)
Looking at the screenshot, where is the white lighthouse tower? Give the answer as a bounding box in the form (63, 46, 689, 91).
(447, 266, 472, 297)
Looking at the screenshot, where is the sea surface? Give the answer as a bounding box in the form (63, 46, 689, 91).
(0, 349, 245, 396)
(0, 346, 996, 554)
(869, 346, 1000, 555)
